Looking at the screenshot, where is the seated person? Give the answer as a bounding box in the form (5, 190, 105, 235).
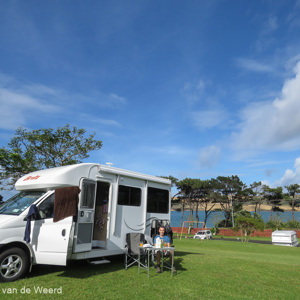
(154, 225, 176, 273)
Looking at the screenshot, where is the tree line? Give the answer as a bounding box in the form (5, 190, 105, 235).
(164, 176, 300, 227)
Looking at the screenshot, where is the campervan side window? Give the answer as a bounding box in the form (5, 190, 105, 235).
(147, 187, 169, 213)
(118, 185, 141, 206)
(38, 194, 54, 219)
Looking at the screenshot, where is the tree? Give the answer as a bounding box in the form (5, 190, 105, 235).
(285, 184, 300, 221)
(209, 211, 223, 235)
(187, 179, 214, 227)
(0, 124, 102, 189)
(161, 175, 178, 187)
(262, 185, 284, 219)
(249, 181, 264, 214)
(175, 178, 198, 227)
(233, 212, 264, 242)
(211, 175, 247, 227)
(175, 178, 216, 227)
(199, 179, 219, 226)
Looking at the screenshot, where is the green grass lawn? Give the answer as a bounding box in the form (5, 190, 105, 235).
(174, 233, 272, 242)
(0, 239, 299, 299)
(213, 235, 272, 242)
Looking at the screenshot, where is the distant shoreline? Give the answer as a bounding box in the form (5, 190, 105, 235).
(171, 204, 299, 212)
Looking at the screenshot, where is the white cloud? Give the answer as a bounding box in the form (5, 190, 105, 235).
(235, 58, 274, 73)
(139, 145, 192, 157)
(95, 118, 121, 127)
(253, 14, 278, 52)
(263, 15, 278, 35)
(88, 116, 121, 127)
(0, 73, 127, 130)
(181, 79, 206, 104)
(275, 157, 300, 187)
(232, 61, 300, 150)
(22, 83, 61, 98)
(181, 78, 229, 130)
(287, 0, 300, 28)
(0, 88, 59, 130)
(191, 108, 227, 130)
(0, 73, 64, 130)
(247, 160, 289, 168)
(75, 91, 127, 109)
(198, 145, 221, 168)
(107, 93, 127, 106)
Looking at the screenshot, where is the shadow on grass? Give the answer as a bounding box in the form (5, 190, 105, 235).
(27, 252, 192, 280)
(27, 255, 125, 280)
(172, 257, 186, 272)
(175, 251, 205, 257)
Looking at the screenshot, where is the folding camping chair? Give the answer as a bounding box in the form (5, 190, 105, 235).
(125, 233, 147, 270)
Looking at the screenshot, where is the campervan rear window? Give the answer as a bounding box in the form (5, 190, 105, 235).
(118, 185, 141, 206)
(0, 191, 45, 215)
(147, 187, 169, 214)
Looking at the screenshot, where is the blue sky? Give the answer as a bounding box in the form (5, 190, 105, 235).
(1, 0, 300, 199)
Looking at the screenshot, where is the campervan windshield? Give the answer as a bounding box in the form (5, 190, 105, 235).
(0, 191, 45, 216)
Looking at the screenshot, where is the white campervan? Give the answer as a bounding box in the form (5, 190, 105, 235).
(0, 163, 171, 282)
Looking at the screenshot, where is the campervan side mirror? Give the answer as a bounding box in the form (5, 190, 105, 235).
(23, 212, 42, 222)
(32, 212, 41, 220)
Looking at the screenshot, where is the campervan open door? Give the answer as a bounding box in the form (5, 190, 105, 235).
(73, 178, 97, 253)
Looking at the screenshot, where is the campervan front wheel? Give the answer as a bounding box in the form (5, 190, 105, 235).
(0, 248, 29, 282)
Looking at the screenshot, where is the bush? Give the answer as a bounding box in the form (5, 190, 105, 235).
(265, 219, 300, 230)
(265, 220, 284, 230)
(218, 219, 232, 228)
(211, 227, 219, 235)
(283, 220, 300, 229)
(233, 215, 264, 242)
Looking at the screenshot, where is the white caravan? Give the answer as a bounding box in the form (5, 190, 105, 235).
(272, 230, 299, 247)
(0, 163, 171, 282)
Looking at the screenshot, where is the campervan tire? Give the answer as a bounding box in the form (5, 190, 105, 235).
(0, 247, 29, 282)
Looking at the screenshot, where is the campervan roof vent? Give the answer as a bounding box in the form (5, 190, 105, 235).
(106, 162, 113, 167)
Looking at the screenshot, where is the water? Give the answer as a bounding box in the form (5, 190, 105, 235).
(171, 210, 300, 228)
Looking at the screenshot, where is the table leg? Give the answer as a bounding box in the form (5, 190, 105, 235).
(147, 250, 150, 278)
(171, 250, 174, 277)
(138, 249, 140, 274)
(162, 249, 164, 273)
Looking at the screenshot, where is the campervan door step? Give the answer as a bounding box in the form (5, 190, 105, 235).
(87, 259, 110, 265)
